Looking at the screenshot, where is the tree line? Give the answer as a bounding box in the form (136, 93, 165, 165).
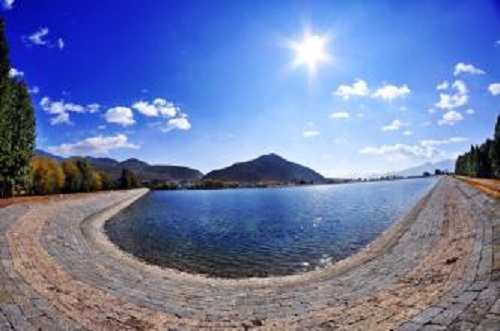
(0, 18, 141, 198)
(455, 115, 500, 178)
(31, 158, 140, 195)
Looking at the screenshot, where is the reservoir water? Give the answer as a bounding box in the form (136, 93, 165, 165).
(105, 177, 438, 278)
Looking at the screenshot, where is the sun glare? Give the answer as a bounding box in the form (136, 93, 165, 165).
(291, 34, 330, 73)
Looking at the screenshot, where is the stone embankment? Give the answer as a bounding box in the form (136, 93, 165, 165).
(0, 177, 499, 330)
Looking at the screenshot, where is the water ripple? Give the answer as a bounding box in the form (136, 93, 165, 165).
(105, 178, 438, 278)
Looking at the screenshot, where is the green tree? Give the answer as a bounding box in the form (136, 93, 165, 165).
(490, 116, 500, 178)
(119, 168, 140, 189)
(0, 19, 36, 197)
(62, 160, 82, 192)
(75, 160, 95, 192)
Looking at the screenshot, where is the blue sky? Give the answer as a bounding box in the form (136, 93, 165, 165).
(3, 0, 500, 177)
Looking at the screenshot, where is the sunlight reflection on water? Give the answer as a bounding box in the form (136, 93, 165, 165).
(106, 177, 438, 278)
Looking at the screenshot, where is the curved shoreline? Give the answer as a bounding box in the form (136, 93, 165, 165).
(91, 179, 439, 287)
(0, 177, 499, 330)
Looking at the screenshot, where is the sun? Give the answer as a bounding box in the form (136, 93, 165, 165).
(291, 33, 330, 73)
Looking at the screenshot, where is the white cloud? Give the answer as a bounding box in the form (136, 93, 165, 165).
(29, 86, 40, 94)
(8, 67, 24, 78)
(496, 40, 500, 46)
(132, 98, 191, 133)
(435, 94, 468, 109)
(382, 119, 403, 131)
(421, 137, 467, 147)
(57, 38, 64, 50)
(303, 130, 320, 138)
(330, 111, 350, 119)
(132, 98, 178, 117)
(454, 62, 485, 76)
(372, 84, 410, 101)
(50, 113, 71, 125)
(48, 134, 139, 156)
(105, 107, 135, 126)
(489, 83, 500, 96)
(438, 110, 464, 126)
(87, 103, 100, 113)
(435, 80, 468, 109)
(428, 108, 436, 114)
(466, 109, 475, 115)
(452, 80, 468, 95)
(360, 144, 438, 159)
(40, 97, 100, 125)
(403, 130, 413, 136)
(25, 28, 64, 50)
(436, 81, 449, 90)
(334, 80, 369, 99)
(2, 0, 14, 9)
(361, 137, 466, 162)
(163, 116, 191, 132)
(27, 28, 49, 45)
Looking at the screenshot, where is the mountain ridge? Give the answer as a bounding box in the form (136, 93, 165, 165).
(203, 153, 326, 183)
(387, 159, 455, 177)
(34, 149, 204, 182)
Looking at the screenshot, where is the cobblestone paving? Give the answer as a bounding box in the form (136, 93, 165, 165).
(0, 177, 499, 330)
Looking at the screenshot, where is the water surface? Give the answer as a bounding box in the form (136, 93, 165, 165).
(105, 177, 438, 278)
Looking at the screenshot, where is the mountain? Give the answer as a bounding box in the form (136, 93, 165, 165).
(33, 149, 203, 182)
(34, 149, 65, 162)
(204, 153, 325, 183)
(389, 159, 455, 177)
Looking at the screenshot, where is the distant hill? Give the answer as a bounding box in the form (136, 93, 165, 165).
(389, 159, 455, 177)
(34, 149, 203, 182)
(204, 153, 325, 183)
(33, 149, 65, 162)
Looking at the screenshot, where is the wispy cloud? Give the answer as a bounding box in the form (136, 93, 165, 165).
(421, 137, 467, 147)
(360, 143, 438, 159)
(48, 134, 139, 156)
(453, 62, 485, 76)
(303, 130, 320, 138)
(28, 86, 40, 95)
(8, 67, 24, 78)
(40, 97, 100, 125)
(27, 27, 49, 45)
(330, 111, 349, 119)
(436, 81, 449, 90)
(360, 137, 466, 161)
(2, 0, 14, 10)
(403, 130, 413, 136)
(24, 27, 65, 50)
(382, 119, 403, 131)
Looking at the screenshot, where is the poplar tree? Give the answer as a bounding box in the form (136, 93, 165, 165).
(0, 19, 36, 197)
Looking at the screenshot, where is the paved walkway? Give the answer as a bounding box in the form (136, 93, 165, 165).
(0, 177, 499, 330)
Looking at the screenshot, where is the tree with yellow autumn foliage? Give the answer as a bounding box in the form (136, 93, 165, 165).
(31, 157, 65, 195)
